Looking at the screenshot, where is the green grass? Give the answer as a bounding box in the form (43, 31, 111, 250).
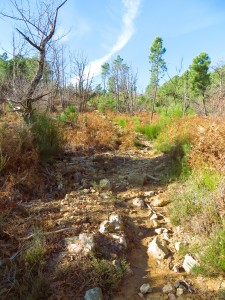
(23, 229, 47, 268)
(58, 105, 78, 124)
(137, 123, 163, 140)
(117, 118, 127, 128)
(168, 168, 223, 226)
(192, 226, 225, 277)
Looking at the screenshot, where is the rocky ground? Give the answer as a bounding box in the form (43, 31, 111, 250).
(1, 132, 224, 299)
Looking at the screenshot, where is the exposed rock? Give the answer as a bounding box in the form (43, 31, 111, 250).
(148, 237, 169, 259)
(162, 283, 175, 294)
(162, 232, 170, 241)
(143, 191, 155, 197)
(99, 214, 123, 233)
(133, 197, 145, 208)
(152, 220, 158, 228)
(176, 287, 184, 296)
(172, 263, 182, 273)
(79, 233, 95, 251)
(150, 213, 158, 221)
(182, 254, 199, 273)
(99, 178, 111, 190)
(174, 280, 195, 293)
(140, 283, 152, 294)
(175, 242, 181, 251)
(151, 196, 168, 207)
(109, 214, 123, 230)
(155, 228, 168, 235)
(128, 173, 147, 186)
(100, 193, 111, 199)
(64, 233, 95, 255)
(168, 293, 176, 300)
(110, 234, 127, 248)
(84, 287, 103, 300)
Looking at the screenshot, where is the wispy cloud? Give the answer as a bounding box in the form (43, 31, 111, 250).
(87, 0, 141, 78)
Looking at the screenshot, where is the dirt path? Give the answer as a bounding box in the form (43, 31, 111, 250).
(86, 148, 221, 299)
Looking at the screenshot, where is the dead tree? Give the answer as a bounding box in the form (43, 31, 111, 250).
(0, 0, 67, 121)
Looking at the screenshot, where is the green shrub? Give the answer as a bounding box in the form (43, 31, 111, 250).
(132, 116, 141, 130)
(91, 257, 129, 290)
(139, 123, 163, 140)
(31, 112, 63, 160)
(58, 105, 78, 124)
(117, 118, 127, 128)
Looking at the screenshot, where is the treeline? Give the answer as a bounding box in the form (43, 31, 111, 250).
(0, 0, 224, 119)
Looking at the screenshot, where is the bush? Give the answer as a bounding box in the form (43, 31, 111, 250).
(58, 105, 78, 124)
(31, 112, 64, 160)
(117, 118, 127, 128)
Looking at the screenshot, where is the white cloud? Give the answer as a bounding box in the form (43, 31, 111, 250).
(86, 0, 141, 79)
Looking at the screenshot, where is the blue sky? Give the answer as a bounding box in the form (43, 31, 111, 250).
(1, 0, 225, 92)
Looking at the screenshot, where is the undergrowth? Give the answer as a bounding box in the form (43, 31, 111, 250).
(55, 256, 130, 298)
(31, 112, 64, 161)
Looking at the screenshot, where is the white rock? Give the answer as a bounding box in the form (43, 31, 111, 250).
(155, 228, 163, 234)
(99, 220, 110, 233)
(64, 233, 95, 255)
(175, 242, 181, 251)
(99, 214, 123, 233)
(109, 214, 123, 230)
(176, 287, 184, 296)
(150, 213, 158, 221)
(133, 197, 145, 208)
(79, 233, 95, 251)
(143, 191, 155, 197)
(111, 234, 127, 248)
(140, 283, 152, 294)
(148, 237, 169, 259)
(152, 220, 158, 228)
(162, 232, 170, 241)
(162, 283, 175, 294)
(84, 287, 103, 300)
(183, 254, 199, 273)
(151, 196, 168, 207)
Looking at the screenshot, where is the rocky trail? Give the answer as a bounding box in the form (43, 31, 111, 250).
(2, 132, 224, 299)
(50, 141, 223, 299)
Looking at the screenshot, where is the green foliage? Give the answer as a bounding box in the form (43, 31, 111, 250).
(58, 105, 78, 124)
(137, 123, 163, 140)
(24, 234, 46, 268)
(149, 37, 167, 86)
(189, 52, 211, 97)
(217, 289, 225, 299)
(192, 226, 225, 277)
(96, 96, 116, 112)
(168, 168, 223, 225)
(117, 117, 127, 127)
(31, 112, 63, 160)
(91, 257, 129, 290)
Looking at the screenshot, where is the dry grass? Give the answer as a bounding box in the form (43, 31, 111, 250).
(64, 111, 119, 154)
(0, 118, 44, 204)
